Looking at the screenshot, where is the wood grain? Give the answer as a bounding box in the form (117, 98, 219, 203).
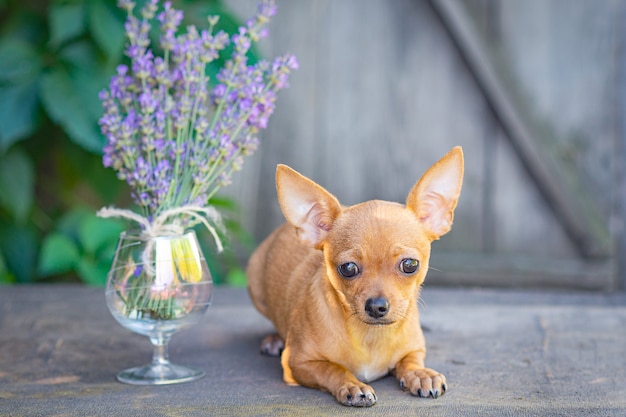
(219, 0, 619, 289)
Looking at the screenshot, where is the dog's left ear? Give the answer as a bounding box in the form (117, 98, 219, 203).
(276, 165, 342, 249)
(407, 147, 464, 240)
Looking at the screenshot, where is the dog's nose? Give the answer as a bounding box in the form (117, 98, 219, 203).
(365, 297, 389, 319)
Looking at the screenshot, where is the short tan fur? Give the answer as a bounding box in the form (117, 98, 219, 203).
(247, 147, 464, 406)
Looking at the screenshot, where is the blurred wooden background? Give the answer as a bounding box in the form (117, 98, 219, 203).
(221, 0, 623, 290)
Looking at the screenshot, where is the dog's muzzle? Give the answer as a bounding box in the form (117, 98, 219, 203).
(365, 297, 390, 319)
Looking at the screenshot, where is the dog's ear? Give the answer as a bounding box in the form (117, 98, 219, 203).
(406, 147, 464, 240)
(276, 165, 342, 248)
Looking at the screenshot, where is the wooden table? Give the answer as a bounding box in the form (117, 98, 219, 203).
(1, 285, 625, 416)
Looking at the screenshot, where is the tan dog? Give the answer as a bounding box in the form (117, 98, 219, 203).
(247, 147, 464, 406)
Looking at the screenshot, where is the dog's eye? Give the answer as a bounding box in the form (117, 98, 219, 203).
(337, 262, 360, 279)
(400, 258, 420, 274)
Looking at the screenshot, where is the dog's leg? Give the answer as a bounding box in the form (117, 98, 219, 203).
(394, 351, 447, 398)
(260, 334, 284, 356)
(284, 350, 377, 407)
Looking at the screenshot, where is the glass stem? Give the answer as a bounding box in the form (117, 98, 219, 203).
(150, 334, 171, 366)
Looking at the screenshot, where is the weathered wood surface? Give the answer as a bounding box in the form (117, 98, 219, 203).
(431, 0, 610, 260)
(1, 285, 625, 416)
(219, 0, 621, 289)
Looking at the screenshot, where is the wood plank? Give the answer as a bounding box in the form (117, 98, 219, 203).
(428, 0, 612, 259)
(428, 252, 614, 290)
(221, 0, 618, 289)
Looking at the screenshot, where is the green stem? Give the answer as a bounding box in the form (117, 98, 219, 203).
(208, 84, 232, 133)
(173, 70, 209, 208)
(167, 294, 174, 319)
(198, 147, 243, 201)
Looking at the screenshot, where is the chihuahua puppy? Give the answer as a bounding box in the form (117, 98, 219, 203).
(247, 147, 464, 406)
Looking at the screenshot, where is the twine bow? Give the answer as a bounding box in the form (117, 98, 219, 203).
(97, 205, 224, 277)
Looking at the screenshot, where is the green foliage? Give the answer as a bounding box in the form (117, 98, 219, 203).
(37, 208, 125, 285)
(0, 221, 37, 283)
(0, 148, 34, 223)
(0, 38, 42, 151)
(0, 0, 256, 286)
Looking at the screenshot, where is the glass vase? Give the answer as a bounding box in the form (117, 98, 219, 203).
(105, 229, 213, 385)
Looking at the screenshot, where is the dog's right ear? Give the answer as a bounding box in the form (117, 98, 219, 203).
(276, 165, 342, 249)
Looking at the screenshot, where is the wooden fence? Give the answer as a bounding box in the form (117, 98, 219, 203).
(221, 0, 622, 290)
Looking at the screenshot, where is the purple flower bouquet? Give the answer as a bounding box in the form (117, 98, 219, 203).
(97, 0, 297, 237)
(98, 0, 296, 384)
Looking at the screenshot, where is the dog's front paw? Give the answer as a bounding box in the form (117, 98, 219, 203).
(399, 368, 447, 399)
(336, 383, 377, 407)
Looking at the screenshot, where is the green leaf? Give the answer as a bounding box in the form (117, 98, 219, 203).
(37, 233, 80, 276)
(39, 67, 104, 153)
(0, 251, 16, 284)
(73, 67, 109, 123)
(0, 223, 37, 283)
(48, 2, 85, 48)
(0, 149, 34, 223)
(78, 215, 124, 255)
(59, 41, 110, 121)
(57, 207, 92, 241)
(88, 0, 125, 61)
(225, 268, 247, 287)
(86, 162, 127, 203)
(0, 273, 15, 284)
(0, 81, 40, 151)
(0, 39, 41, 149)
(208, 196, 238, 211)
(76, 257, 109, 286)
(0, 37, 42, 82)
(58, 39, 99, 70)
(56, 139, 125, 203)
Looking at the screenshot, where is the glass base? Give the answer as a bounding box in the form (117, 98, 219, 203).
(116, 362, 205, 385)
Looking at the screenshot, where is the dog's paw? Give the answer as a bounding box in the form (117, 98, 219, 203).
(260, 334, 284, 356)
(399, 368, 447, 399)
(335, 383, 377, 407)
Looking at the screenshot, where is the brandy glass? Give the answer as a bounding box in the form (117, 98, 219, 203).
(105, 230, 213, 385)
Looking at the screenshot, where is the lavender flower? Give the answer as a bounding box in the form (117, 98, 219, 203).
(99, 0, 297, 229)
